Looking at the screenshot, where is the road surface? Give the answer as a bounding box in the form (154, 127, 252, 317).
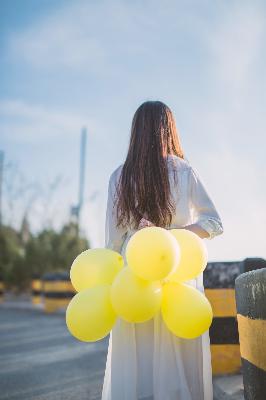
(0, 307, 108, 400)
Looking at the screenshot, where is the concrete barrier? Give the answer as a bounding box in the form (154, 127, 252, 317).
(241, 257, 266, 273)
(42, 271, 76, 313)
(235, 268, 266, 399)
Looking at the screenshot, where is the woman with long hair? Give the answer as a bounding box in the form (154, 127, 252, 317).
(101, 100, 224, 400)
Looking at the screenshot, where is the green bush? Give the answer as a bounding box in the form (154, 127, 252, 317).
(0, 222, 90, 292)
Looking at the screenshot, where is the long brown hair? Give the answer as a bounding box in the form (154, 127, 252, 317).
(115, 100, 185, 230)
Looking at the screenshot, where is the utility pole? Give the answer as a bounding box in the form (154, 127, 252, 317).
(0, 150, 4, 227)
(78, 127, 87, 228)
(70, 127, 87, 235)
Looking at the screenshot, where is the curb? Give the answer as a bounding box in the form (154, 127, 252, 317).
(0, 301, 66, 315)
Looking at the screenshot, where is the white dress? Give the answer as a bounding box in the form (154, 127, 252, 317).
(101, 155, 224, 400)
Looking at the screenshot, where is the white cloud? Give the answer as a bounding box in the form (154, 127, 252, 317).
(5, 0, 205, 76)
(6, 1, 145, 74)
(207, 3, 265, 95)
(177, 2, 266, 261)
(0, 99, 97, 142)
(2, 0, 266, 260)
(7, 2, 105, 72)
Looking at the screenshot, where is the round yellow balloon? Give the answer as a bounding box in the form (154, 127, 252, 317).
(66, 285, 116, 342)
(70, 248, 124, 292)
(167, 229, 208, 283)
(161, 281, 213, 339)
(110, 266, 162, 323)
(125, 226, 180, 281)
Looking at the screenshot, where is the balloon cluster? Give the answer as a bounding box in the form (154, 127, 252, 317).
(66, 227, 213, 342)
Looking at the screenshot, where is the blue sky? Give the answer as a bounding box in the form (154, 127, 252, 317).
(1, 0, 266, 261)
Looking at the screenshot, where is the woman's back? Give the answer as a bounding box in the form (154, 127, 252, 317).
(106, 154, 223, 259)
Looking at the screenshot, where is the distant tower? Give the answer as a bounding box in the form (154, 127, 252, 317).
(20, 213, 31, 244)
(70, 127, 87, 234)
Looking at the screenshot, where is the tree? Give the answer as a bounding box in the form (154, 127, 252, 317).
(0, 222, 90, 292)
(24, 222, 89, 277)
(0, 225, 25, 290)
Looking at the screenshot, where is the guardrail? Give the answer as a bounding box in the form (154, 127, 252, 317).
(42, 271, 76, 313)
(31, 274, 42, 304)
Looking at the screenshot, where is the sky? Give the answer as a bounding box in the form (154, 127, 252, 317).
(1, 0, 266, 262)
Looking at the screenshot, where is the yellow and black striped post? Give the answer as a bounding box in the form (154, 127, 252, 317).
(235, 268, 266, 399)
(31, 274, 42, 304)
(43, 272, 76, 313)
(204, 261, 241, 375)
(204, 258, 266, 375)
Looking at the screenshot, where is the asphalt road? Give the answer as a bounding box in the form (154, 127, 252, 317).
(0, 308, 108, 400)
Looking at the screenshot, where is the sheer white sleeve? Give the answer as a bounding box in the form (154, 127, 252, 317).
(188, 166, 224, 239)
(104, 173, 128, 252)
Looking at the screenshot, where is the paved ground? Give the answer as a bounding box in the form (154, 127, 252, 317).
(213, 374, 244, 400)
(0, 306, 108, 400)
(0, 298, 244, 400)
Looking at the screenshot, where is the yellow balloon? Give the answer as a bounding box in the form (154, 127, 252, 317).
(161, 281, 213, 339)
(66, 285, 116, 342)
(167, 229, 208, 282)
(126, 226, 180, 281)
(111, 266, 162, 323)
(70, 248, 124, 292)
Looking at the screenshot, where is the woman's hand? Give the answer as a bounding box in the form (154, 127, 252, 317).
(183, 223, 210, 239)
(138, 218, 155, 230)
